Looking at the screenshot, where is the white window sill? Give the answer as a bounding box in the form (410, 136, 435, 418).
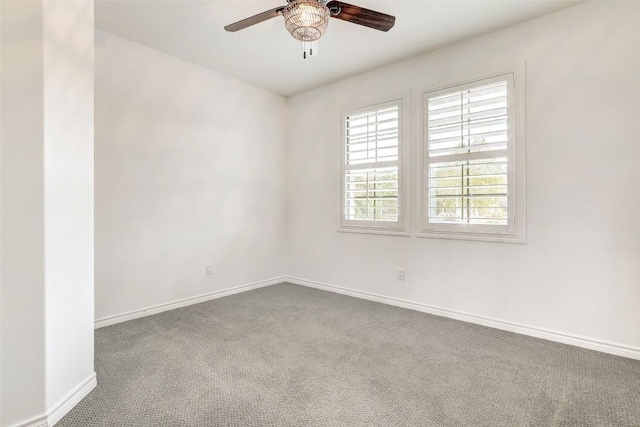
(338, 227, 410, 237)
(417, 230, 526, 244)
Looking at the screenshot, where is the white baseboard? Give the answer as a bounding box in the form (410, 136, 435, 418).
(7, 415, 47, 427)
(287, 276, 640, 361)
(94, 276, 286, 329)
(8, 373, 97, 427)
(10, 275, 636, 427)
(48, 373, 97, 426)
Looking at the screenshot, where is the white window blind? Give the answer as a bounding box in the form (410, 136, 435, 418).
(342, 99, 406, 232)
(427, 78, 508, 158)
(422, 73, 521, 240)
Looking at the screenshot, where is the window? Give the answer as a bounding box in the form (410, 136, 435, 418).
(339, 96, 409, 235)
(419, 72, 525, 242)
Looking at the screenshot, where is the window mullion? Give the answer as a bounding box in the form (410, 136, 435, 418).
(426, 149, 508, 165)
(344, 160, 399, 171)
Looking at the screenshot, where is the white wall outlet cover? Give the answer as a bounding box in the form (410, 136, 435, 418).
(397, 269, 405, 281)
(205, 264, 213, 275)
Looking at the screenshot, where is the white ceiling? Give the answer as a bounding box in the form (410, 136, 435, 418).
(96, 0, 580, 96)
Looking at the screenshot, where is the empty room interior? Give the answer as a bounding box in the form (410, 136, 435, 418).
(1, 0, 640, 426)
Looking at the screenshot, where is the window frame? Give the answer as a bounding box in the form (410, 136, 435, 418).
(416, 68, 526, 243)
(338, 93, 411, 236)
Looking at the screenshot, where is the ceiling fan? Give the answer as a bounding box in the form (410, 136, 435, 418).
(224, 0, 396, 59)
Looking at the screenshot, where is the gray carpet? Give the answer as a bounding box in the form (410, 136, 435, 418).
(59, 283, 640, 427)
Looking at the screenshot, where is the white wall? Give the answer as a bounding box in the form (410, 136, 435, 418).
(1, 1, 95, 426)
(287, 1, 640, 350)
(94, 30, 288, 322)
(1, 2, 47, 424)
(43, 0, 96, 414)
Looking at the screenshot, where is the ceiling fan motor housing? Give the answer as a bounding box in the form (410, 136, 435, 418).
(283, 0, 331, 42)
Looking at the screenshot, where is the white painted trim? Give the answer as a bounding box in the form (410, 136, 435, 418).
(94, 276, 286, 329)
(286, 276, 640, 361)
(10, 276, 638, 427)
(7, 415, 47, 427)
(48, 373, 97, 426)
(338, 92, 411, 236)
(8, 372, 97, 427)
(414, 63, 527, 244)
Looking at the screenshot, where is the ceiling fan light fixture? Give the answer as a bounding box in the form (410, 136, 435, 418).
(224, 0, 395, 59)
(283, 0, 330, 42)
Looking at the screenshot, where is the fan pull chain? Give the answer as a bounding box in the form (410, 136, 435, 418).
(302, 41, 319, 59)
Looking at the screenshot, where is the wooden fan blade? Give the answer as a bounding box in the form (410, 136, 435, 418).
(326, 1, 395, 32)
(224, 7, 285, 32)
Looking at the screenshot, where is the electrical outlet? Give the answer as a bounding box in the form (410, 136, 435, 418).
(397, 268, 405, 281)
(205, 264, 213, 276)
